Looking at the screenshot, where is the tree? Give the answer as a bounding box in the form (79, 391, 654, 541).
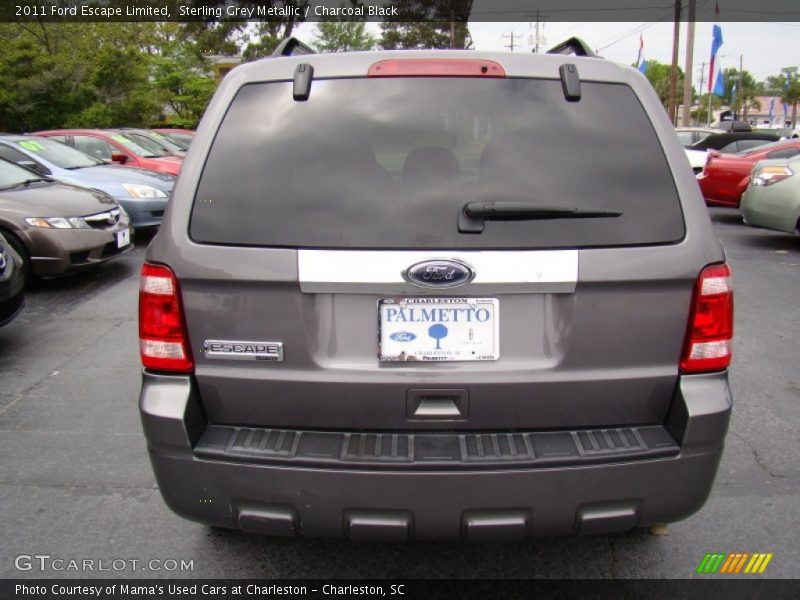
(694, 93, 724, 125)
(380, 0, 472, 49)
(764, 73, 800, 127)
(150, 25, 217, 128)
(313, 21, 377, 53)
(640, 60, 686, 110)
(0, 23, 162, 130)
(782, 78, 800, 128)
(719, 67, 761, 119)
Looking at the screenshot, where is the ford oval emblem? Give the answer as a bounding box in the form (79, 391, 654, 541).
(389, 331, 417, 342)
(402, 259, 475, 289)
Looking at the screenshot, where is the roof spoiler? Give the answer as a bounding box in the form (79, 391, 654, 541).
(546, 37, 599, 58)
(272, 37, 316, 57)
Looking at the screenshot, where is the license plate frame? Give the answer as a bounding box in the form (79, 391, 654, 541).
(115, 228, 130, 249)
(378, 297, 499, 362)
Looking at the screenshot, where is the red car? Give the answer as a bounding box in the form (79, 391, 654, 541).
(34, 129, 183, 176)
(698, 139, 800, 207)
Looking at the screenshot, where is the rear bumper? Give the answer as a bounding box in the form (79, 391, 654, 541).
(140, 372, 732, 540)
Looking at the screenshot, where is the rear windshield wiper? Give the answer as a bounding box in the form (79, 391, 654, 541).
(459, 202, 622, 233)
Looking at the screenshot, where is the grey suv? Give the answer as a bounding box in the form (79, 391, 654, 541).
(139, 39, 733, 541)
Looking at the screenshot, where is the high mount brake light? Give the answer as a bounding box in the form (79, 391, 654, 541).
(367, 59, 506, 78)
(680, 263, 733, 373)
(139, 262, 194, 373)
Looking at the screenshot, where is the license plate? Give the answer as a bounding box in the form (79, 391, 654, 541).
(115, 228, 130, 249)
(379, 298, 499, 362)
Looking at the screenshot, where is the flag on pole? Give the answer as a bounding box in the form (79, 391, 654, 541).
(708, 3, 725, 97)
(636, 34, 647, 74)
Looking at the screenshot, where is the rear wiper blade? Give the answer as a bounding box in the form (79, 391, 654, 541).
(459, 202, 622, 233)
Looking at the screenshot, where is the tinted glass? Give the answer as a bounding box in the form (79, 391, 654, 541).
(14, 138, 100, 169)
(164, 132, 192, 148)
(0, 144, 37, 165)
(127, 133, 170, 156)
(767, 147, 800, 159)
(735, 139, 770, 152)
(739, 140, 799, 156)
(106, 133, 156, 157)
(0, 156, 50, 187)
(676, 131, 694, 146)
(74, 135, 114, 161)
(192, 78, 684, 249)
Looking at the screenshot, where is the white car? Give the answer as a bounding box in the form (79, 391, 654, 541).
(685, 148, 709, 175)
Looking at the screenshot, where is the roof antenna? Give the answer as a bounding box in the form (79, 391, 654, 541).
(293, 64, 314, 101)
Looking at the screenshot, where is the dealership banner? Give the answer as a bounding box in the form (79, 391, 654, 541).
(3, 579, 800, 600)
(3, 0, 800, 23)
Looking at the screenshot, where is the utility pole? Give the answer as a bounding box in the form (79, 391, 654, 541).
(698, 61, 706, 100)
(737, 54, 744, 120)
(667, 0, 682, 124)
(503, 31, 518, 52)
(450, 11, 456, 49)
(681, 0, 696, 126)
(697, 61, 706, 124)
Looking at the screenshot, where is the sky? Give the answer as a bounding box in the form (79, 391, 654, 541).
(293, 21, 800, 90)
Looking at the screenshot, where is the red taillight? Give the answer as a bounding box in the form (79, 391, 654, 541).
(139, 262, 194, 373)
(680, 263, 733, 373)
(367, 59, 506, 78)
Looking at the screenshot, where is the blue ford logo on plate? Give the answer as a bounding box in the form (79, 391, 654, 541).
(403, 259, 475, 288)
(389, 331, 417, 342)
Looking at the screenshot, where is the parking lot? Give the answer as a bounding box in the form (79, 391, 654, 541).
(1, 208, 798, 579)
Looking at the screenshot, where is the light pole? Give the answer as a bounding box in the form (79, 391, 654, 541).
(721, 54, 744, 120)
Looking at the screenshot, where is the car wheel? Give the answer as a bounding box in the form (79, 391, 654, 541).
(0, 229, 32, 287)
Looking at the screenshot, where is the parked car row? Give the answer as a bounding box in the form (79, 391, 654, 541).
(35, 129, 185, 176)
(0, 127, 194, 327)
(679, 128, 782, 174)
(688, 134, 800, 237)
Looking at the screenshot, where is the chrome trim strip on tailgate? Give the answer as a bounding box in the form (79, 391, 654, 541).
(298, 250, 578, 294)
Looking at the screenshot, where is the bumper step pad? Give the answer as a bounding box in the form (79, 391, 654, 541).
(195, 424, 678, 470)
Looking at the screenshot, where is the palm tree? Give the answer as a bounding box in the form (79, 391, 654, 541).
(781, 78, 800, 128)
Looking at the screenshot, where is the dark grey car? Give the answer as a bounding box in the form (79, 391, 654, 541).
(139, 42, 734, 541)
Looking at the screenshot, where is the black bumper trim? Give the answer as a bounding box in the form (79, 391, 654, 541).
(194, 424, 679, 470)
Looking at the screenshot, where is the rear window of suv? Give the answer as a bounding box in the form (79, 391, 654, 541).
(191, 77, 684, 249)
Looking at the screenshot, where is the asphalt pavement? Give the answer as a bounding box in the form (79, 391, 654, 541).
(1, 210, 798, 579)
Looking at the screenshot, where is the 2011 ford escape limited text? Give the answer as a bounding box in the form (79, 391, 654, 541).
(138, 38, 733, 541)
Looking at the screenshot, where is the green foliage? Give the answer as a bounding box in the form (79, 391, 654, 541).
(640, 60, 686, 108)
(379, 0, 472, 49)
(0, 23, 163, 130)
(781, 78, 800, 128)
(0, 22, 222, 131)
(694, 93, 724, 124)
(313, 21, 377, 53)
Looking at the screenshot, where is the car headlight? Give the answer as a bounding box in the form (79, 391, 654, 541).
(25, 217, 90, 229)
(122, 183, 167, 198)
